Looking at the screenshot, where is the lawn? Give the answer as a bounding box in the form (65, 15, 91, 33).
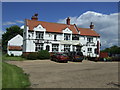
(2, 62, 30, 88)
(2, 54, 25, 61)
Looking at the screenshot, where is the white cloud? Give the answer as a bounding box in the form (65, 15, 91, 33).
(3, 21, 16, 26)
(16, 20, 24, 24)
(3, 20, 24, 26)
(58, 11, 118, 49)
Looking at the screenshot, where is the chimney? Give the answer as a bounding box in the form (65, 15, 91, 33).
(31, 13, 38, 21)
(90, 22, 94, 30)
(66, 17, 70, 25)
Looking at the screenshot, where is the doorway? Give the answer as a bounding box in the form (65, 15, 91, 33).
(46, 45, 50, 51)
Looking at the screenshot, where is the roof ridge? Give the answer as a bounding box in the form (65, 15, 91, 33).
(26, 19, 74, 26)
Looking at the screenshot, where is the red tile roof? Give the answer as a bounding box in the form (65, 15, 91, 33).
(25, 19, 100, 36)
(8, 46, 22, 51)
(26, 19, 78, 34)
(78, 28, 100, 37)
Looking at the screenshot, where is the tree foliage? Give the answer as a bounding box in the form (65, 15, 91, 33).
(38, 50, 50, 59)
(2, 25, 23, 52)
(101, 45, 120, 54)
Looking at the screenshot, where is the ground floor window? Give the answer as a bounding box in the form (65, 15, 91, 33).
(73, 45, 76, 51)
(76, 46, 81, 52)
(35, 43, 43, 51)
(52, 44, 59, 52)
(94, 48, 99, 54)
(64, 45, 70, 52)
(88, 48, 92, 53)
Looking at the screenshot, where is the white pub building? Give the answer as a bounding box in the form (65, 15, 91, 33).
(23, 14, 100, 57)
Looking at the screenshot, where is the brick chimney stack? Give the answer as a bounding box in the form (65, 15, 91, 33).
(90, 22, 94, 30)
(66, 17, 70, 25)
(31, 13, 38, 21)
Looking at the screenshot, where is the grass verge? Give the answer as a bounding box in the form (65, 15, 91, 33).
(2, 54, 25, 61)
(2, 62, 30, 88)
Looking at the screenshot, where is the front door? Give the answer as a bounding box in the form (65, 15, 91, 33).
(46, 45, 50, 51)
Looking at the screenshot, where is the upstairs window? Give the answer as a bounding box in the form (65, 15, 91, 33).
(72, 35, 79, 40)
(36, 32, 44, 39)
(87, 37, 93, 42)
(64, 34, 70, 40)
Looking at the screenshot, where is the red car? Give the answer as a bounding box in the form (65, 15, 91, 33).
(51, 52, 69, 63)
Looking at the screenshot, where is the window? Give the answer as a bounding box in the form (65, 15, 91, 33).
(35, 43, 43, 51)
(52, 44, 59, 52)
(64, 45, 70, 52)
(72, 35, 79, 40)
(54, 35, 57, 40)
(88, 48, 92, 53)
(76, 46, 81, 52)
(87, 37, 93, 42)
(64, 34, 70, 40)
(94, 48, 98, 54)
(73, 45, 76, 51)
(36, 32, 44, 39)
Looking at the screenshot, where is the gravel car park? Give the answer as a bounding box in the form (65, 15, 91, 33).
(7, 60, 119, 88)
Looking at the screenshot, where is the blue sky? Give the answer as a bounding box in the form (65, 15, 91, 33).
(2, 2, 118, 29)
(2, 2, 118, 49)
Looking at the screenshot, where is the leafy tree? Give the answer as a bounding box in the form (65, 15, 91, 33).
(2, 25, 23, 52)
(101, 45, 120, 54)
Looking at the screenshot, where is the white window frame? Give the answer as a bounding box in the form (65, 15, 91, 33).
(87, 37, 93, 42)
(35, 43, 43, 51)
(52, 44, 59, 52)
(36, 32, 44, 39)
(64, 34, 70, 40)
(88, 48, 92, 53)
(64, 45, 70, 52)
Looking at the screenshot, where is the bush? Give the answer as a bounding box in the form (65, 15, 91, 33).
(26, 52, 38, 60)
(38, 50, 50, 59)
(105, 57, 112, 61)
(111, 57, 120, 61)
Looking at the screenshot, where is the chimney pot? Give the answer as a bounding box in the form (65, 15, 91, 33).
(31, 13, 38, 21)
(66, 17, 70, 25)
(90, 22, 94, 29)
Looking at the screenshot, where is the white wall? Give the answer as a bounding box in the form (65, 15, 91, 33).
(7, 34, 23, 56)
(80, 36, 100, 57)
(8, 34, 23, 46)
(8, 51, 22, 56)
(23, 23, 100, 57)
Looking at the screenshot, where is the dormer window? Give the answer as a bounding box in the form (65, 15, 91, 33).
(64, 34, 70, 40)
(36, 31, 44, 39)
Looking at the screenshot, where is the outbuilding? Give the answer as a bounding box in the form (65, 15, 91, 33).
(7, 34, 23, 56)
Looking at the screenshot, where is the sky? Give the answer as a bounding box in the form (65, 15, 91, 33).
(2, 2, 119, 49)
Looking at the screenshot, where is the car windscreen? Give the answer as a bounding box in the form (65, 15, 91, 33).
(57, 53, 67, 56)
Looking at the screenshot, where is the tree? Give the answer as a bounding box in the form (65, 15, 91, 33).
(101, 45, 120, 54)
(2, 25, 23, 53)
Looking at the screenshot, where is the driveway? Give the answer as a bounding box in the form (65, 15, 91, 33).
(7, 60, 119, 88)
